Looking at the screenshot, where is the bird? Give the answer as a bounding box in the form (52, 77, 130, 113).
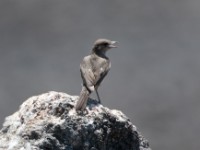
(75, 38, 118, 111)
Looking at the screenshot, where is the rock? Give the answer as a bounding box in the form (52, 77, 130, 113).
(0, 91, 151, 150)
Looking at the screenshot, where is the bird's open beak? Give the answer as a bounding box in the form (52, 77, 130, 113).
(109, 41, 118, 48)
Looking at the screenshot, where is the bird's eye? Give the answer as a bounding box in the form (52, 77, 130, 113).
(103, 43, 109, 46)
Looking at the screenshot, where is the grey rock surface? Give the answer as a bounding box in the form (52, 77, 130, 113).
(0, 91, 150, 150)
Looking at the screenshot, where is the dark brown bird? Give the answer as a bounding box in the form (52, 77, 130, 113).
(75, 39, 117, 111)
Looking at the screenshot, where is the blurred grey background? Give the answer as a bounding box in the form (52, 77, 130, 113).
(0, 0, 200, 149)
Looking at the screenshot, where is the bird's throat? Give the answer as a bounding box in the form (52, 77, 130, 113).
(92, 48, 107, 58)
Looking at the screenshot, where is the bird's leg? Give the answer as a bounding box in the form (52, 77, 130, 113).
(95, 89, 101, 104)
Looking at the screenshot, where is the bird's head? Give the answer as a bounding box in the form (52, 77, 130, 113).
(92, 39, 118, 55)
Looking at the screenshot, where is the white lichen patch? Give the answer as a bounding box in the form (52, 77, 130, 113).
(8, 137, 22, 150)
(110, 109, 128, 122)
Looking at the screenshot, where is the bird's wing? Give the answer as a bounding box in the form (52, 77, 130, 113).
(95, 60, 111, 88)
(80, 56, 95, 92)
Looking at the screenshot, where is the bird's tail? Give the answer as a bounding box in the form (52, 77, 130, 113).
(75, 86, 90, 111)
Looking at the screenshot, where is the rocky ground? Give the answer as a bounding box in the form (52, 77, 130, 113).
(0, 91, 151, 150)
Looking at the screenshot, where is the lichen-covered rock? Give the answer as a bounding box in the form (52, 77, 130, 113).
(0, 91, 151, 150)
